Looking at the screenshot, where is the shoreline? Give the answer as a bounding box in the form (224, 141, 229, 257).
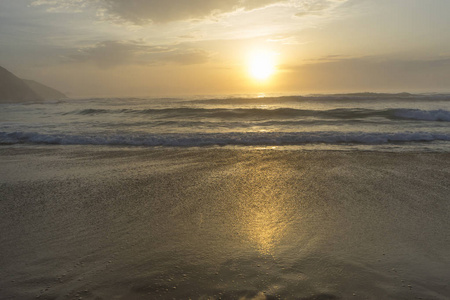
(1, 142, 450, 153)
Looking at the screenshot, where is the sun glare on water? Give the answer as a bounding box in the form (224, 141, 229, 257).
(248, 50, 276, 81)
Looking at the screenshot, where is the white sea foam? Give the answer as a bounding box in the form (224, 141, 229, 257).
(394, 109, 450, 121)
(2, 131, 450, 147)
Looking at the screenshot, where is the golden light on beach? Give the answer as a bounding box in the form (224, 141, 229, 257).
(232, 163, 293, 255)
(248, 50, 276, 81)
(246, 204, 289, 255)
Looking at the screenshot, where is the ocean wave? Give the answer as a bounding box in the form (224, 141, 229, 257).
(187, 93, 450, 104)
(1, 131, 449, 147)
(65, 107, 450, 122)
(393, 109, 450, 121)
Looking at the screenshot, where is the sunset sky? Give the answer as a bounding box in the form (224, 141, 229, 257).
(1, 0, 449, 97)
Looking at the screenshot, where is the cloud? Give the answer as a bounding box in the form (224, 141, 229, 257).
(283, 56, 450, 75)
(280, 56, 450, 91)
(31, 0, 282, 23)
(67, 40, 211, 68)
(266, 35, 305, 45)
(161, 48, 211, 65)
(30, 0, 348, 24)
(294, 0, 348, 17)
(30, 0, 89, 12)
(99, 0, 284, 24)
(302, 54, 349, 62)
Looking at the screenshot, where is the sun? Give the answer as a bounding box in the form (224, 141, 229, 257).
(248, 50, 276, 81)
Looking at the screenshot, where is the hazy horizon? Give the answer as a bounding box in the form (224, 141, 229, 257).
(1, 0, 450, 98)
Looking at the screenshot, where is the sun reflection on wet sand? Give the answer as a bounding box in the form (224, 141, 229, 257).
(245, 202, 290, 255)
(232, 160, 295, 255)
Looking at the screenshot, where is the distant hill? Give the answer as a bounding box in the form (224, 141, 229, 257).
(0, 66, 42, 103)
(22, 79, 67, 100)
(0, 65, 67, 103)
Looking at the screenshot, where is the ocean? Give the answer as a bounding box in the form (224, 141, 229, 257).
(1, 93, 450, 151)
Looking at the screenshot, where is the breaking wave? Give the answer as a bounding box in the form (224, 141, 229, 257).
(2, 131, 449, 147)
(65, 108, 450, 122)
(393, 109, 450, 121)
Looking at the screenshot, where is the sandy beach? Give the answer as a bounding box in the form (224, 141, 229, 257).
(1, 146, 449, 300)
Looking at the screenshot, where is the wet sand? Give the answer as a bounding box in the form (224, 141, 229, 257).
(1, 146, 449, 300)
